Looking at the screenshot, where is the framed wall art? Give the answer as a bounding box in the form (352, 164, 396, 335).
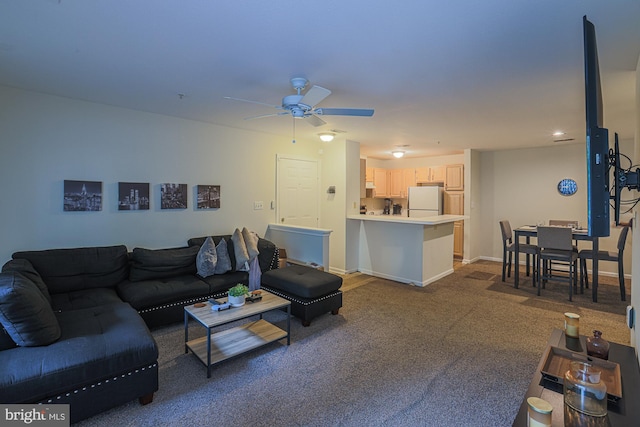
(161, 183, 187, 209)
(63, 180, 103, 211)
(118, 182, 150, 210)
(197, 185, 220, 209)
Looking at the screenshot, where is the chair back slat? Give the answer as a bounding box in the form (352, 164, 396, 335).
(537, 226, 573, 251)
(499, 220, 512, 243)
(618, 226, 630, 252)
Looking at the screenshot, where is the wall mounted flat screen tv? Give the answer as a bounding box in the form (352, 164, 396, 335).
(584, 16, 610, 237)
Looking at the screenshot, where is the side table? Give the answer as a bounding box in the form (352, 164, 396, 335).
(512, 328, 640, 426)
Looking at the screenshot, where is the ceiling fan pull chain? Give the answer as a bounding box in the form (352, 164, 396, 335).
(292, 117, 296, 144)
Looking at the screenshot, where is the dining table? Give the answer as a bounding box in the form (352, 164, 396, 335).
(513, 225, 600, 302)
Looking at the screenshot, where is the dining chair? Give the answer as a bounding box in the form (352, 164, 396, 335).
(536, 226, 579, 301)
(499, 220, 537, 285)
(546, 220, 579, 278)
(579, 225, 629, 301)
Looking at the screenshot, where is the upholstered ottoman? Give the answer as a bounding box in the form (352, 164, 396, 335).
(261, 265, 342, 326)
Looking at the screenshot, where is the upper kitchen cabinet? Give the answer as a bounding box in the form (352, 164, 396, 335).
(389, 169, 404, 198)
(445, 164, 464, 191)
(366, 167, 374, 183)
(360, 159, 367, 199)
(402, 168, 416, 198)
(372, 167, 389, 198)
(416, 166, 445, 183)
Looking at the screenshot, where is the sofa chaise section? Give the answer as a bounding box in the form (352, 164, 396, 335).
(0, 301, 158, 423)
(1, 245, 159, 423)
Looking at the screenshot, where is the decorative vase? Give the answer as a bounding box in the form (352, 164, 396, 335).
(227, 294, 246, 307)
(586, 330, 610, 360)
(564, 361, 607, 425)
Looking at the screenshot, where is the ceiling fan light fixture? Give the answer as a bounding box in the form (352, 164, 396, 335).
(319, 132, 335, 142)
(392, 150, 405, 158)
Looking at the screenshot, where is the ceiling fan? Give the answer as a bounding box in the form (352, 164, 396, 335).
(224, 77, 374, 127)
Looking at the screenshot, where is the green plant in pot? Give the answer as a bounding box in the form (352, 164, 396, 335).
(227, 284, 249, 307)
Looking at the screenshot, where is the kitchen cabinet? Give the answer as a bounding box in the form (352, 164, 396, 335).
(402, 168, 416, 198)
(445, 164, 464, 190)
(389, 169, 404, 198)
(360, 159, 366, 199)
(372, 167, 389, 198)
(416, 166, 445, 183)
(430, 165, 446, 183)
(453, 221, 464, 258)
(444, 191, 464, 259)
(443, 191, 464, 215)
(366, 167, 374, 183)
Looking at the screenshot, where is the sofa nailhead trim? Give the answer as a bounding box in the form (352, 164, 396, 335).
(260, 286, 342, 306)
(41, 363, 158, 404)
(138, 294, 226, 314)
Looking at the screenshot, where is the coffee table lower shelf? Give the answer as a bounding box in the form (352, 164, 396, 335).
(186, 319, 288, 369)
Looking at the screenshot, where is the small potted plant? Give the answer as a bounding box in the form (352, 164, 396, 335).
(227, 284, 250, 307)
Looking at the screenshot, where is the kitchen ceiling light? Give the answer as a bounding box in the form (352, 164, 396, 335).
(392, 150, 405, 158)
(318, 132, 335, 142)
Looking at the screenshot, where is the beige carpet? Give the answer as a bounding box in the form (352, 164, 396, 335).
(75, 261, 630, 426)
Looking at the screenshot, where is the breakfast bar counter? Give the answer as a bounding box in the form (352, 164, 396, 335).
(347, 214, 466, 286)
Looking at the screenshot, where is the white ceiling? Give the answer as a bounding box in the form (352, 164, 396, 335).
(1, 1, 639, 159)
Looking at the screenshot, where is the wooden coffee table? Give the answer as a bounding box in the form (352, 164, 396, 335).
(184, 290, 291, 377)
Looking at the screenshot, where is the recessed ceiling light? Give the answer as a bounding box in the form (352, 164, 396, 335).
(553, 131, 566, 137)
(392, 150, 405, 158)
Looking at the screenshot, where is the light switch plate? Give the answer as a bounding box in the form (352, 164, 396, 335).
(253, 201, 263, 210)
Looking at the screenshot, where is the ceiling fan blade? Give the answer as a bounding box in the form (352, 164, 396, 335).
(314, 108, 374, 117)
(244, 112, 289, 120)
(304, 114, 327, 127)
(224, 96, 281, 109)
(300, 85, 331, 107)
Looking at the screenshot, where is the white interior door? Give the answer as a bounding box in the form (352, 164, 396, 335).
(277, 156, 319, 227)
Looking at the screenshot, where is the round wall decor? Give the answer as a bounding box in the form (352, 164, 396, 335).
(557, 178, 578, 196)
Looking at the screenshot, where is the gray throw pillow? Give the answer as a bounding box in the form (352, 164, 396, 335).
(231, 228, 250, 271)
(242, 227, 260, 261)
(0, 271, 61, 347)
(196, 237, 218, 278)
(2, 258, 52, 305)
(214, 238, 232, 274)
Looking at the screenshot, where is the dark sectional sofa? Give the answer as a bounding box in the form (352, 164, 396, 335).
(0, 235, 278, 423)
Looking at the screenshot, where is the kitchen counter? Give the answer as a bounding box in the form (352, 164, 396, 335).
(347, 214, 467, 286)
(347, 214, 466, 224)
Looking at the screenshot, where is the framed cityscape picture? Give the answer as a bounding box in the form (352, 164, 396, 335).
(63, 180, 103, 211)
(197, 185, 220, 209)
(118, 182, 150, 210)
(161, 183, 187, 209)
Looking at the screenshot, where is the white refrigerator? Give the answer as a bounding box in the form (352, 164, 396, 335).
(408, 186, 443, 218)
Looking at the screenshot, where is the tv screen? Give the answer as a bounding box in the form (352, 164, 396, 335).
(584, 16, 610, 237)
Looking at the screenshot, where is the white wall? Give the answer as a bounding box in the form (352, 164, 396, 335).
(0, 86, 321, 263)
(475, 140, 634, 277)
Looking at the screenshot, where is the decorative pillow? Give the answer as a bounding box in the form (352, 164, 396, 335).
(231, 228, 250, 271)
(214, 238, 232, 274)
(129, 246, 199, 282)
(196, 237, 218, 278)
(2, 258, 52, 305)
(0, 271, 61, 347)
(242, 227, 260, 261)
